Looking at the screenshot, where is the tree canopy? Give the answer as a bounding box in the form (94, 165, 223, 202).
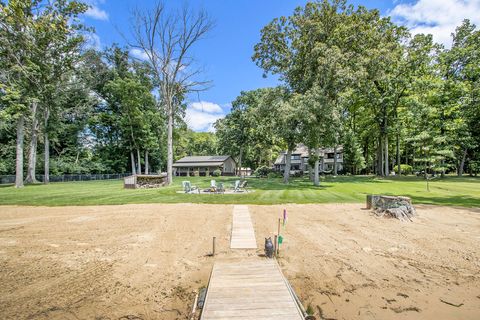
(1, 0, 479, 186)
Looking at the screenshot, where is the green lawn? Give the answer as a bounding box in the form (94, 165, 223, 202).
(0, 175, 479, 207)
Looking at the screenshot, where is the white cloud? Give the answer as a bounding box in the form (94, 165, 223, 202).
(190, 101, 223, 113)
(85, 5, 108, 21)
(130, 48, 150, 61)
(85, 33, 101, 50)
(185, 101, 225, 132)
(389, 0, 480, 47)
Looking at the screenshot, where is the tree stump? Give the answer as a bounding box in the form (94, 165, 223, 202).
(367, 195, 416, 221)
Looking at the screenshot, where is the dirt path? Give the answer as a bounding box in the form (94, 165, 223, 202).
(0, 203, 479, 319)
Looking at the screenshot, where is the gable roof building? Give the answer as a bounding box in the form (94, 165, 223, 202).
(274, 144, 343, 173)
(173, 155, 237, 176)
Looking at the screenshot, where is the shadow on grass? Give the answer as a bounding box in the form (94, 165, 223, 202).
(0, 183, 49, 188)
(408, 195, 480, 207)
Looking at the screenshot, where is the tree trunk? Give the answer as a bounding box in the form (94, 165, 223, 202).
(364, 138, 369, 175)
(167, 105, 173, 184)
(409, 145, 413, 168)
(130, 151, 136, 175)
(44, 132, 49, 184)
(423, 142, 428, 180)
(441, 159, 445, 178)
(283, 149, 292, 184)
(314, 148, 320, 186)
(333, 145, 338, 176)
(308, 149, 314, 181)
(44, 108, 50, 184)
(238, 147, 243, 177)
(377, 137, 384, 176)
(396, 132, 401, 175)
(145, 150, 149, 175)
(384, 134, 389, 176)
(15, 115, 24, 188)
(25, 101, 39, 183)
(321, 154, 325, 173)
(458, 148, 467, 177)
(136, 148, 142, 174)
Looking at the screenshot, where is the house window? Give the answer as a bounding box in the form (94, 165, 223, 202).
(327, 153, 334, 159)
(292, 155, 301, 160)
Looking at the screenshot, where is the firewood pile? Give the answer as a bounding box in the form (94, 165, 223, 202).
(367, 195, 416, 221)
(136, 175, 168, 188)
(124, 174, 168, 189)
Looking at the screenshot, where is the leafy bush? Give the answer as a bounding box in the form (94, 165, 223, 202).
(399, 164, 413, 175)
(267, 172, 280, 179)
(469, 161, 480, 175)
(254, 165, 272, 177)
(212, 169, 222, 177)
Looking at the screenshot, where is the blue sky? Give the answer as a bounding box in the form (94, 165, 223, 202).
(82, 0, 480, 131)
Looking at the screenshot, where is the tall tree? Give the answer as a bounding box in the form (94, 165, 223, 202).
(271, 91, 299, 184)
(253, 0, 376, 183)
(0, 0, 88, 184)
(130, 2, 214, 184)
(1, 0, 40, 187)
(442, 20, 480, 176)
(38, 0, 88, 183)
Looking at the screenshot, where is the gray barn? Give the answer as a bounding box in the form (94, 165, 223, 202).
(173, 156, 237, 176)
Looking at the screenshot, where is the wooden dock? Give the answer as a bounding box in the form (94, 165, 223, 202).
(230, 205, 257, 249)
(200, 258, 304, 320)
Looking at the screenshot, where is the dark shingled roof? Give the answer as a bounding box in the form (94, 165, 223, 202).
(175, 155, 231, 163)
(173, 161, 225, 167)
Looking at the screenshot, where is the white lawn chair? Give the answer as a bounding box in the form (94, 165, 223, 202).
(182, 181, 199, 193)
(209, 180, 218, 193)
(234, 180, 248, 192)
(233, 180, 240, 192)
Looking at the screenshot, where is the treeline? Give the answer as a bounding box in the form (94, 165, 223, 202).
(0, 0, 214, 186)
(215, 0, 480, 185)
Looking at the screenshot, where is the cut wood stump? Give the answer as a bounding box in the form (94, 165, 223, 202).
(367, 195, 416, 221)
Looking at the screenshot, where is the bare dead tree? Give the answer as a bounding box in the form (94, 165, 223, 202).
(130, 2, 214, 184)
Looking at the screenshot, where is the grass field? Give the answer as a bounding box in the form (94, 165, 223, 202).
(0, 175, 478, 207)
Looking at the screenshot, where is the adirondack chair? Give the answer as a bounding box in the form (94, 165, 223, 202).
(182, 181, 199, 193)
(207, 179, 217, 193)
(233, 180, 241, 192)
(216, 182, 225, 194)
(233, 180, 248, 192)
(238, 180, 248, 192)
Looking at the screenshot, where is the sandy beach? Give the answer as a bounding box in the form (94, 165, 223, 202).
(0, 203, 478, 319)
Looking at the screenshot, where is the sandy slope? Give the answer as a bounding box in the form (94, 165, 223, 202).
(0, 203, 479, 319)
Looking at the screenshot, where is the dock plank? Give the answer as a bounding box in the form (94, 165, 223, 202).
(200, 259, 303, 320)
(230, 205, 257, 249)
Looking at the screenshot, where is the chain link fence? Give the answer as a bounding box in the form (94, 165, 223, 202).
(0, 173, 132, 185)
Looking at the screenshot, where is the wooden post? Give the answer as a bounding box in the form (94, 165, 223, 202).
(277, 218, 281, 255)
(212, 237, 216, 256)
(274, 235, 278, 257)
